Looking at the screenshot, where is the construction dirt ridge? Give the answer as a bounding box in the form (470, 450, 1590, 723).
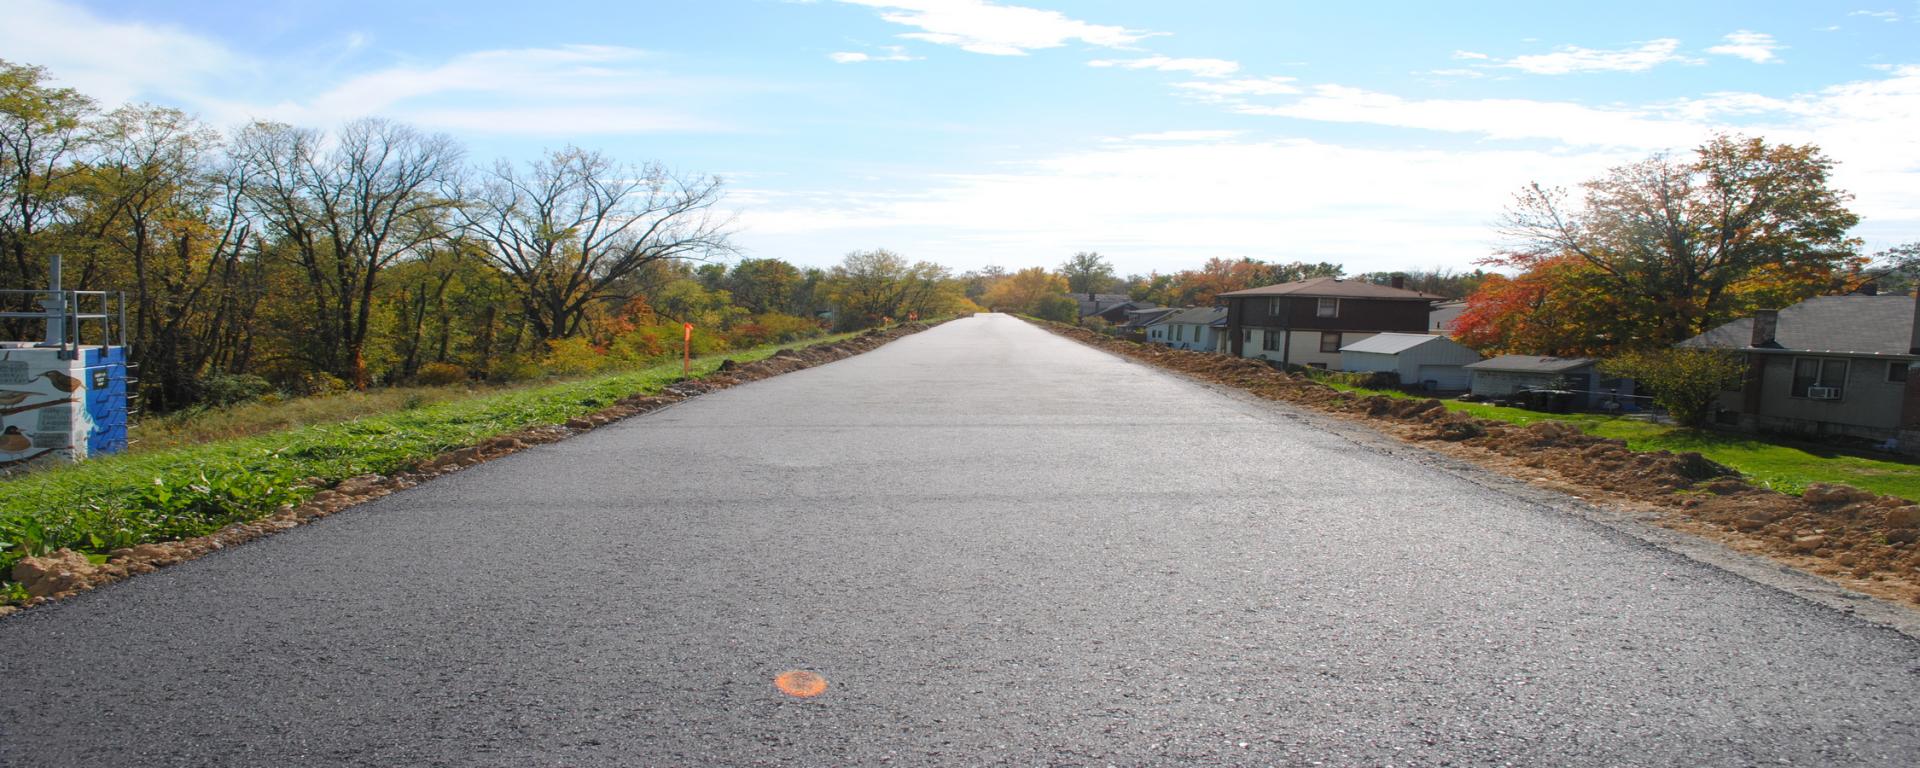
(1037, 320, 1920, 608)
(2, 321, 945, 616)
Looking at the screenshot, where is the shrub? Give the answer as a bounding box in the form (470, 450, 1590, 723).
(413, 362, 468, 387)
(729, 313, 823, 347)
(486, 355, 545, 383)
(1035, 295, 1080, 323)
(196, 373, 276, 406)
(286, 372, 350, 397)
(1601, 348, 1747, 428)
(539, 337, 608, 377)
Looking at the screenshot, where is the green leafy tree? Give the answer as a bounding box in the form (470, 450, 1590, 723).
(725, 257, 806, 314)
(1035, 294, 1079, 323)
(823, 248, 952, 330)
(1600, 348, 1747, 428)
(1864, 242, 1920, 295)
(0, 59, 96, 323)
(1060, 251, 1115, 296)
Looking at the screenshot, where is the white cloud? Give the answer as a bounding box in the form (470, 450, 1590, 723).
(836, 0, 1152, 56)
(1089, 56, 1240, 78)
(1232, 85, 1708, 147)
(1491, 38, 1700, 74)
(1179, 66, 1920, 228)
(1173, 76, 1301, 98)
(219, 45, 742, 133)
(730, 137, 1639, 273)
(1452, 50, 1491, 60)
(398, 106, 729, 135)
(1706, 30, 1782, 63)
(0, 1, 737, 136)
(829, 46, 921, 63)
(0, 0, 243, 106)
(1848, 9, 1902, 22)
(1112, 130, 1242, 142)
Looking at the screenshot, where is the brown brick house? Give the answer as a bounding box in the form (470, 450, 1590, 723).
(1218, 277, 1445, 369)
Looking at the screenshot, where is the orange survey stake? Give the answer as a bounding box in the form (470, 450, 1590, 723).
(683, 322, 693, 375)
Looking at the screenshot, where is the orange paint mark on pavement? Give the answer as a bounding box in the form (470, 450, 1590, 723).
(774, 670, 828, 698)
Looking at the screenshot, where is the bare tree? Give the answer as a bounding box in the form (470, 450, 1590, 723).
(458, 146, 732, 340)
(233, 118, 463, 386)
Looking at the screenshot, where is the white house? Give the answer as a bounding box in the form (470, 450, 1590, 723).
(1148, 307, 1226, 351)
(1465, 355, 1635, 409)
(1338, 332, 1481, 391)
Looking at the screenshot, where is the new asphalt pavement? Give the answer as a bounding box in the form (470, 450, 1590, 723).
(3, 313, 1918, 766)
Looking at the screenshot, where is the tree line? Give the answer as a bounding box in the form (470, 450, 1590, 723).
(1, 61, 976, 411)
(960, 251, 1489, 319)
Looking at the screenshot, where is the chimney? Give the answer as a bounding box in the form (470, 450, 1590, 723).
(1390, 275, 1406, 290)
(1750, 309, 1778, 348)
(1910, 292, 1920, 355)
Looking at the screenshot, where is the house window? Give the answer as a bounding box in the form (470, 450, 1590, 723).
(1891, 362, 1911, 383)
(1174, 325, 1184, 342)
(1319, 331, 1342, 353)
(1791, 358, 1848, 399)
(1262, 330, 1280, 352)
(1316, 298, 1339, 318)
(1267, 299, 1284, 317)
(1241, 329, 1251, 343)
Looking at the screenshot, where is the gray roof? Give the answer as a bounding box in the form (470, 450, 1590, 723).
(1074, 294, 1137, 317)
(1217, 276, 1446, 301)
(1429, 301, 1467, 331)
(1159, 306, 1225, 327)
(1680, 295, 1916, 356)
(1465, 355, 1596, 373)
(1340, 332, 1452, 355)
(1120, 307, 1179, 328)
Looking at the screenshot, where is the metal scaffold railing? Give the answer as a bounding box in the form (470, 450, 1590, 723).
(0, 289, 128, 359)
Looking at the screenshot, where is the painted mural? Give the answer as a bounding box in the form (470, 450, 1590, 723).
(0, 345, 126, 472)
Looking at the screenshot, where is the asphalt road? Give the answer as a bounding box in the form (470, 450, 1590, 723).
(4, 313, 1919, 767)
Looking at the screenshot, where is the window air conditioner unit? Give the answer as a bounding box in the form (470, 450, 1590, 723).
(1807, 386, 1840, 400)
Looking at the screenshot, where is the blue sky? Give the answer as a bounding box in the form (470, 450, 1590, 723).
(5, 0, 1918, 276)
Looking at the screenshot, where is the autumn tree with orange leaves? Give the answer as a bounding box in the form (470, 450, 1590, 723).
(980, 266, 1069, 314)
(1477, 134, 1861, 355)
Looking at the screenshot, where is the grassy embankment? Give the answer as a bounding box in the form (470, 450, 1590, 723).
(0, 332, 859, 596)
(1321, 381, 1920, 501)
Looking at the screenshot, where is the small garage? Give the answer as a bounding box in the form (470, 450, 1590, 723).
(1338, 333, 1483, 392)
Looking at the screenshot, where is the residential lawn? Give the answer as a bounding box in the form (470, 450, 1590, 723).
(1324, 382, 1920, 500)
(0, 332, 859, 590)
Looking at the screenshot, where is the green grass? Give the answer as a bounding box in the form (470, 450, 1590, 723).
(1322, 382, 1920, 500)
(129, 386, 494, 453)
(0, 332, 862, 595)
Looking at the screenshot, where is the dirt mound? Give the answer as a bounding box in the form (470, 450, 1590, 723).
(1035, 321, 1920, 605)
